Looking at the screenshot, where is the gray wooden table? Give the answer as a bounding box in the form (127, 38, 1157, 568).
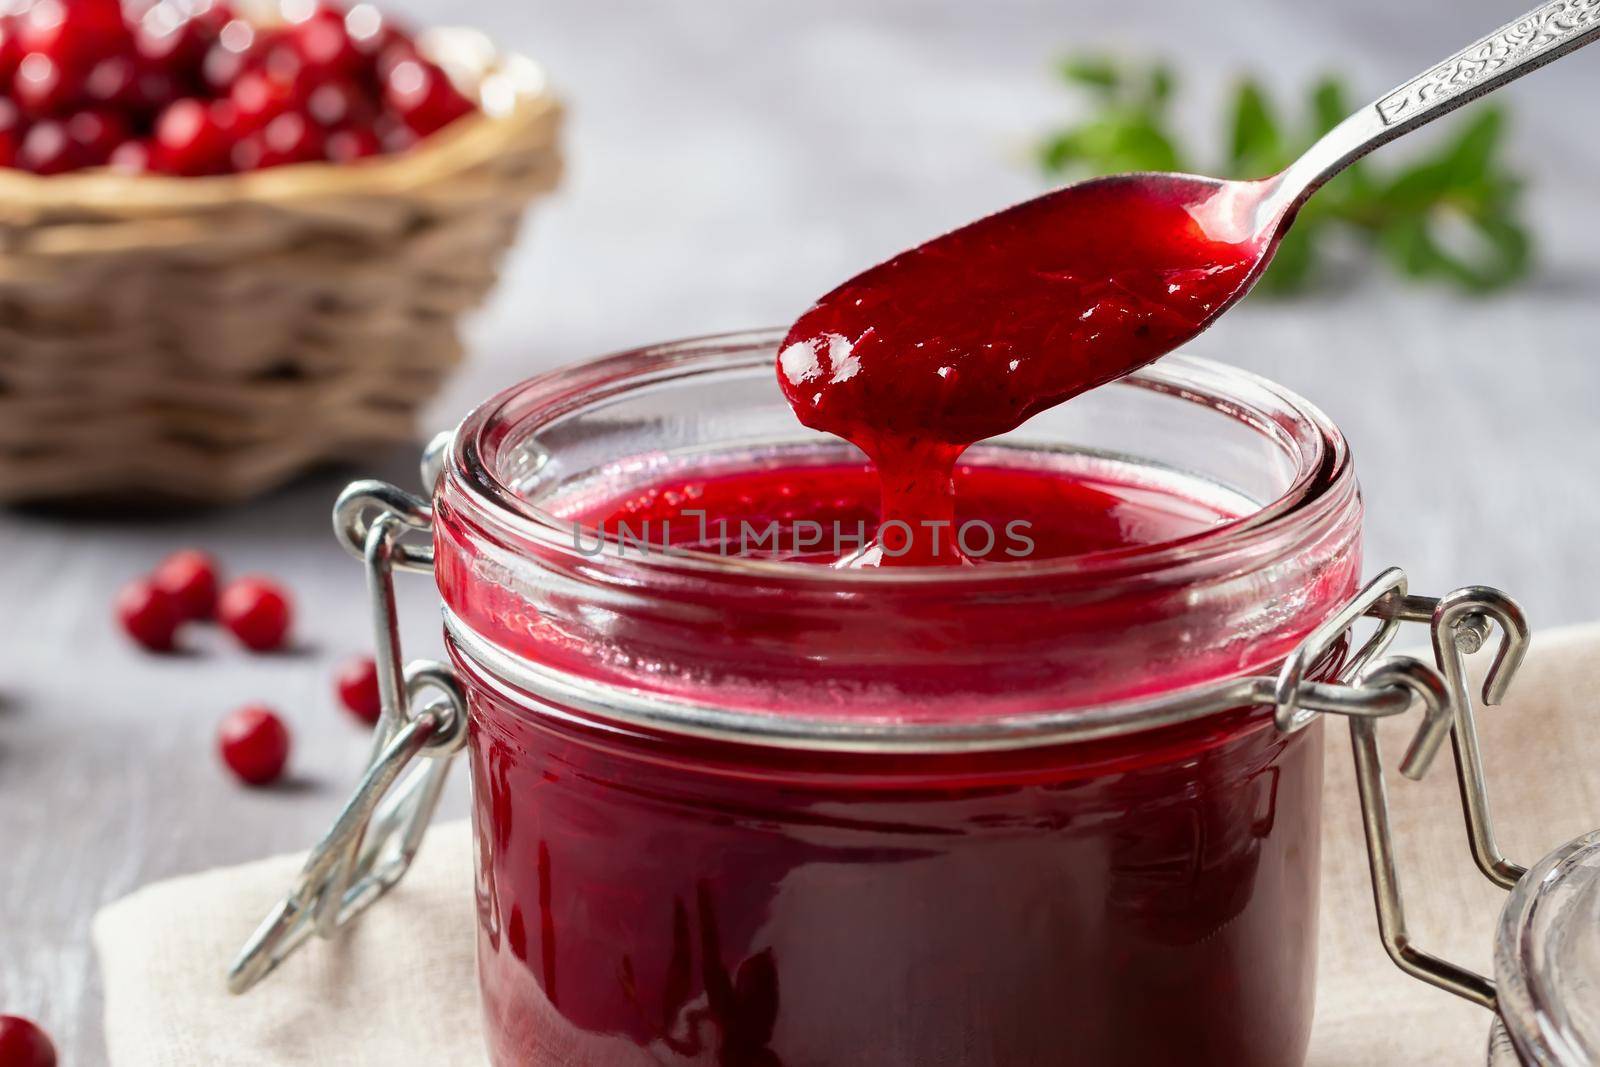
(4, 1, 1599, 1062)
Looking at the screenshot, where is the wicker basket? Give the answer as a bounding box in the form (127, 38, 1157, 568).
(0, 27, 561, 505)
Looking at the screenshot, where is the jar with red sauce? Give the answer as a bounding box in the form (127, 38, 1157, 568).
(230, 330, 1528, 1066)
(443, 328, 1369, 1067)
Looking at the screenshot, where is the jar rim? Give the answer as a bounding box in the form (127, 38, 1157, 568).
(447, 327, 1354, 586)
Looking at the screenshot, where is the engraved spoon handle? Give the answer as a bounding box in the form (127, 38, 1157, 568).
(1267, 0, 1600, 217)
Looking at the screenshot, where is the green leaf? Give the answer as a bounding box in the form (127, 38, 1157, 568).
(1256, 220, 1319, 295)
(1309, 76, 1350, 136)
(1038, 109, 1183, 176)
(1059, 56, 1121, 93)
(1038, 130, 1092, 173)
(1439, 106, 1506, 185)
(1034, 51, 1532, 296)
(1104, 112, 1183, 172)
(1375, 208, 1531, 291)
(1227, 79, 1282, 176)
(1146, 65, 1175, 107)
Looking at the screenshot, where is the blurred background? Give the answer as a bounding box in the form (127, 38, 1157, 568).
(3, 0, 1598, 1062)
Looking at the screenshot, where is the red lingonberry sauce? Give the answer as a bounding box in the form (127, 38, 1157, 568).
(445, 448, 1346, 1067)
(779, 176, 1266, 562)
(449, 182, 1324, 1067)
(580, 458, 1234, 564)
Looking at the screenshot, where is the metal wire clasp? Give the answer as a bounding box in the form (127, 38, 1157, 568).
(228, 438, 466, 995)
(1273, 567, 1531, 1013)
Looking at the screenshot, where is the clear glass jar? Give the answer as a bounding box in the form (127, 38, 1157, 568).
(433, 330, 1364, 1067)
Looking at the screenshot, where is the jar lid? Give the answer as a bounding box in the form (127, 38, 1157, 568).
(1494, 829, 1600, 1066)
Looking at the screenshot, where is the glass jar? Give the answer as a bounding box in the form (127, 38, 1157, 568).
(430, 330, 1364, 1067)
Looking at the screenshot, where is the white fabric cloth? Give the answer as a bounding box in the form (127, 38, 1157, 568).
(95, 623, 1600, 1066)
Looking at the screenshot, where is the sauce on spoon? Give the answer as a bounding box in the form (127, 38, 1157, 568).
(778, 175, 1276, 563)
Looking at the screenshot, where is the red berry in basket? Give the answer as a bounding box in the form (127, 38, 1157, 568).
(343, 2, 402, 59)
(374, 110, 415, 153)
(108, 136, 149, 172)
(18, 0, 129, 75)
(0, 98, 23, 166)
(0, 17, 23, 84)
(256, 26, 307, 86)
(335, 654, 382, 724)
(285, 2, 359, 76)
(228, 67, 300, 132)
(0, 1015, 57, 1067)
(234, 108, 320, 168)
(19, 120, 82, 173)
(218, 576, 292, 650)
(218, 705, 291, 785)
(373, 36, 416, 81)
(324, 124, 379, 162)
(65, 107, 125, 164)
(84, 53, 135, 107)
(305, 76, 367, 127)
(14, 52, 76, 115)
(131, 57, 184, 113)
(200, 16, 255, 91)
(136, 0, 231, 76)
(150, 96, 230, 174)
(383, 56, 472, 136)
(116, 575, 183, 651)
(151, 548, 220, 620)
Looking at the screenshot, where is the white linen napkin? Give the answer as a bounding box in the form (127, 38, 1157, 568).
(95, 622, 1600, 1066)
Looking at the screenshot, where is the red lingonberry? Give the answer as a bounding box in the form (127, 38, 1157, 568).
(324, 124, 380, 162)
(84, 53, 136, 108)
(334, 654, 381, 724)
(373, 37, 416, 81)
(151, 548, 220, 620)
(228, 67, 301, 133)
(0, 1015, 57, 1067)
(0, 15, 22, 84)
(383, 56, 473, 136)
(108, 137, 149, 172)
(17, 0, 129, 74)
(19, 120, 83, 173)
(136, 0, 231, 80)
(217, 576, 292, 650)
(256, 26, 306, 86)
(343, 2, 402, 59)
(287, 3, 360, 76)
(64, 107, 125, 164)
(14, 52, 76, 115)
(237, 109, 321, 168)
(150, 97, 231, 175)
(199, 16, 255, 91)
(217, 705, 291, 785)
(115, 576, 183, 651)
(305, 77, 368, 127)
(374, 110, 414, 154)
(0, 97, 24, 165)
(130, 56, 184, 113)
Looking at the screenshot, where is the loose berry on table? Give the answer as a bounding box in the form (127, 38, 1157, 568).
(217, 704, 291, 785)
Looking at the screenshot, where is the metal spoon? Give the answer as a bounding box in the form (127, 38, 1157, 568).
(1195, 0, 1600, 271)
(785, 0, 1600, 451)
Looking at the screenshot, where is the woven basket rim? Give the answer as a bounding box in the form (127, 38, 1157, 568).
(0, 25, 558, 214)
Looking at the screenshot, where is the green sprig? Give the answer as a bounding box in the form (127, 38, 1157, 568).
(1037, 57, 1532, 295)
